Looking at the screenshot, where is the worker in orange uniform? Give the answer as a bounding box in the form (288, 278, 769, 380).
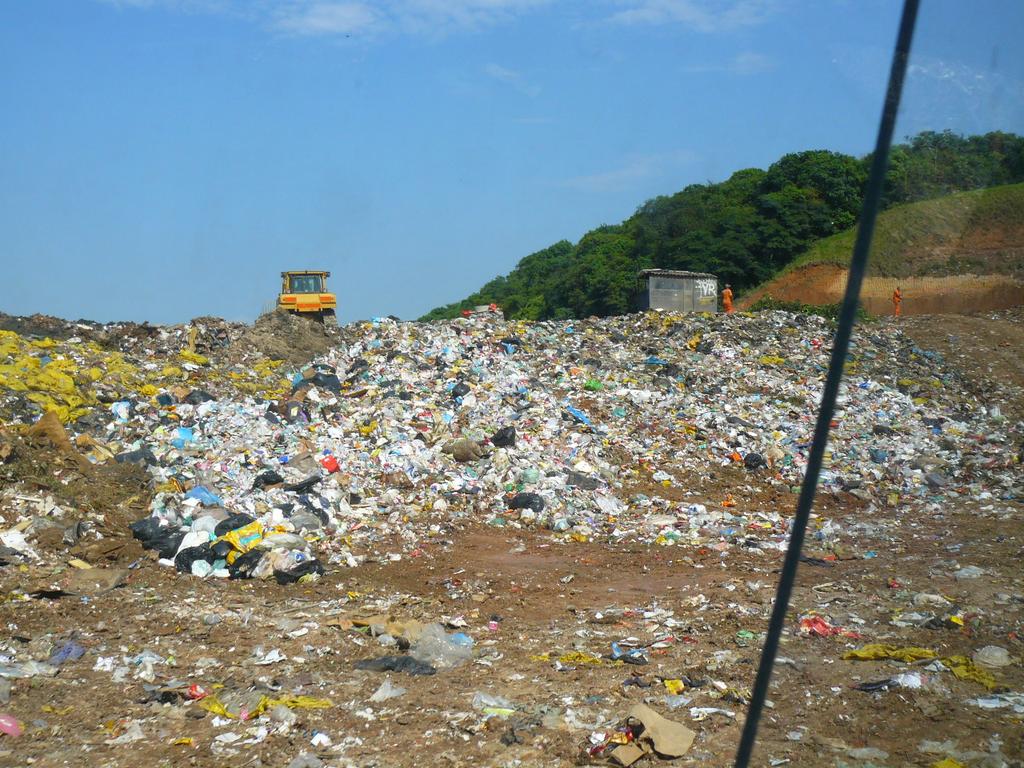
(892, 286, 902, 317)
(722, 284, 734, 314)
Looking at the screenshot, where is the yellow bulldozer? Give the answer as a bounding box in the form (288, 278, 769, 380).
(277, 270, 337, 324)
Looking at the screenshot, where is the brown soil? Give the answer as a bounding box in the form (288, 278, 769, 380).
(740, 265, 1024, 316)
(0, 430, 152, 552)
(897, 308, 1024, 422)
(234, 310, 336, 364)
(1, 494, 1021, 768)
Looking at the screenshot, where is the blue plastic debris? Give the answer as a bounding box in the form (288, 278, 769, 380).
(185, 486, 223, 507)
(564, 406, 591, 426)
(611, 642, 649, 665)
(171, 427, 195, 450)
(48, 641, 86, 666)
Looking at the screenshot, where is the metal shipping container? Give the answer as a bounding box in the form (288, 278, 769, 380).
(636, 269, 719, 313)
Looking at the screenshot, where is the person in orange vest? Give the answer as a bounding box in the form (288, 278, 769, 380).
(892, 286, 902, 317)
(722, 284, 734, 314)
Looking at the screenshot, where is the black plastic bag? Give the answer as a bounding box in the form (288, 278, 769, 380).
(214, 513, 257, 537)
(273, 558, 325, 584)
(129, 517, 186, 558)
(183, 389, 215, 405)
(353, 655, 436, 675)
(284, 475, 322, 494)
(743, 452, 766, 470)
(174, 543, 214, 573)
(129, 516, 162, 543)
(490, 426, 516, 448)
(566, 471, 601, 490)
(280, 400, 307, 424)
(451, 381, 471, 400)
(115, 448, 157, 466)
(228, 549, 265, 579)
(509, 492, 545, 513)
(154, 531, 186, 559)
(307, 371, 342, 393)
(252, 470, 285, 490)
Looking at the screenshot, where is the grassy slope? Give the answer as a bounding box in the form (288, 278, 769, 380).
(781, 182, 1024, 279)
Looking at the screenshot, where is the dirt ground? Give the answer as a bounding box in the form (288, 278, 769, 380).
(1, 496, 1021, 767)
(897, 309, 1024, 422)
(739, 265, 1024, 316)
(1, 313, 1022, 768)
(234, 310, 337, 365)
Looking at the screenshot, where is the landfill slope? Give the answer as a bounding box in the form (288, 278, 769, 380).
(0, 308, 1022, 768)
(740, 183, 1024, 315)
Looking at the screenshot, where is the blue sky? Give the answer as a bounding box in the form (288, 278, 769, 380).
(2, 0, 1022, 324)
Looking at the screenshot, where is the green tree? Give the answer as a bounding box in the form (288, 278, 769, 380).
(419, 130, 1024, 321)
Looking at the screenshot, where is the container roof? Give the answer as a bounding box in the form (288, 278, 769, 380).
(637, 269, 717, 279)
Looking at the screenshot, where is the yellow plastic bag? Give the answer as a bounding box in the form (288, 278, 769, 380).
(940, 656, 997, 690)
(199, 694, 332, 720)
(664, 679, 686, 695)
(215, 521, 264, 564)
(266, 695, 333, 711)
(842, 644, 937, 663)
(558, 651, 620, 666)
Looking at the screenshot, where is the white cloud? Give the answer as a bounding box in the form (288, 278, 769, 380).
(901, 55, 1024, 135)
(391, 0, 552, 36)
(730, 50, 773, 74)
(96, 0, 553, 38)
(829, 44, 1024, 137)
(606, 0, 775, 32)
(97, 0, 231, 10)
(273, 2, 380, 36)
(683, 50, 774, 74)
(558, 150, 696, 192)
(485, 63, 541, 97)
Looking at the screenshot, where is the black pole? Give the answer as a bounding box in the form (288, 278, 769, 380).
(731, 2, 920, 766)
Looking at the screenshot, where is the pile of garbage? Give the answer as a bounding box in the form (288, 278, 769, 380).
(1, 308, 1021, 583)
(1, 308, 1022, 767)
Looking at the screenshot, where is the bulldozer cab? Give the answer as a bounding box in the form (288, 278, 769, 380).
(278, 270, 337, 324)
(284, 273, 324, 294)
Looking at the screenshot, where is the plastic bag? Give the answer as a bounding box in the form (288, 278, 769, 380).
(214, 513, 257, 537)
(509, 492, 544, 513)
(251, 470, 284, 490)
(129, 517, 185, 559)
(354, 655, 436, 676)
(272, 553, 325, 584)
(228, 549, 265, 579)
(174, 543, 214, 574)
(490, 426, 516, 447)
(409, 624, 473, 670)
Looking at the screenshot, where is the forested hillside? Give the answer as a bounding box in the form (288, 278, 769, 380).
(421, 131, 1024, 321)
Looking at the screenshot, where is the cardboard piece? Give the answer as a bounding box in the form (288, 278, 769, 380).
(63, 566, 127, 595)
(27, 411, 92, 471)
(610, 743, 647, 767)
(628, 703, 696, 758)
(350, 614, 425, 644)
(0, 429, 14, 463)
